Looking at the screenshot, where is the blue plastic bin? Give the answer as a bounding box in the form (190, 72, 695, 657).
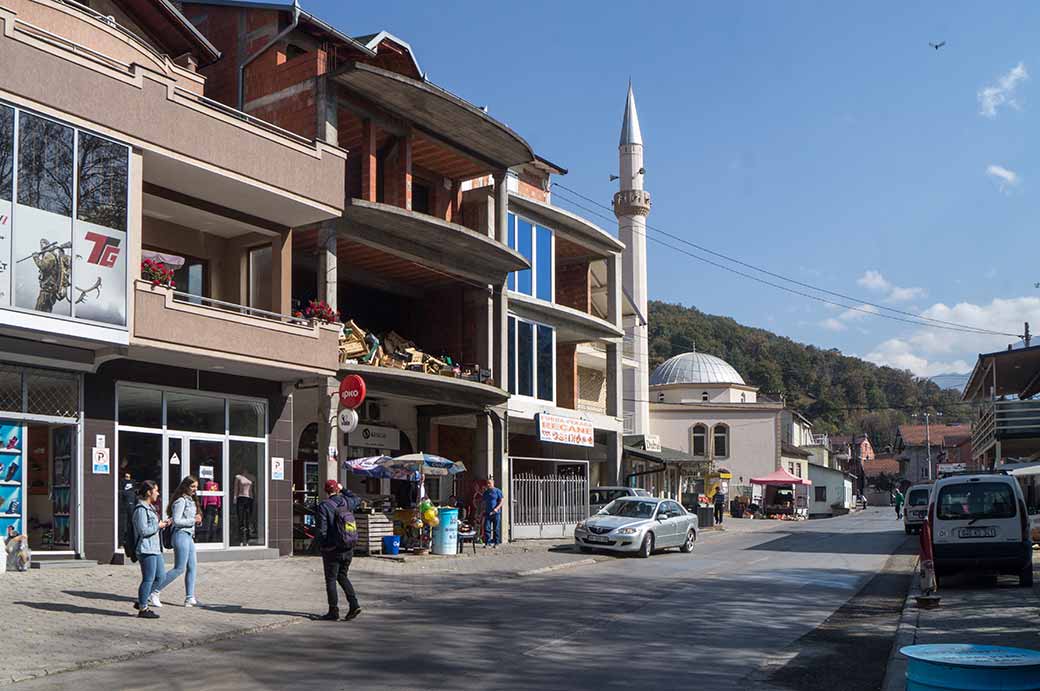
(431, 508, 459, 555)
(381, 535, 401, 555)
(902, 644, 1040, 691)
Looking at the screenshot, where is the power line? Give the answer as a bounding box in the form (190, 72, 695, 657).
(551, 182, 1021, 339)
(625, 397, 976, 411)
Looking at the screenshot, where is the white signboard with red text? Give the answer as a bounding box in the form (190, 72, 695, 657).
(537, 413, 595, 448)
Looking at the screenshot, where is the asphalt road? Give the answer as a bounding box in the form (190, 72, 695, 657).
(19, 508, 914, 691)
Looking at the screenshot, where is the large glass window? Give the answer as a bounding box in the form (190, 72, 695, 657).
(691, 424, 707, 457)
(230, 441, 265, 546)
(230, 399, 265, 438)
(713, 424, 729, 458)
(118, 385, 162, 428)
(166, 391, 225, 434)
(508, 315, 555, 403)
(507, 212, 554, 302)
(1, 102, 129, 325)
(116, 431, 162, 547)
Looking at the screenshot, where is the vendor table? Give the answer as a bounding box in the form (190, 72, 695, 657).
(356, 512, 393, 555)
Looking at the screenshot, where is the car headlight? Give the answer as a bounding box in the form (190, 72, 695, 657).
(575, 521, 586, 530)
(617, 527, 639, 535)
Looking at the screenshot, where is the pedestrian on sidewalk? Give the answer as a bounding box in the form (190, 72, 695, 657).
(713, 487, 726, 525)
(316, 479, 362, 622)
(893, 487, 905, 520)
(133, 480, 170, 619)
(483, 478, 504, 547)
(156, 475, 202, 608)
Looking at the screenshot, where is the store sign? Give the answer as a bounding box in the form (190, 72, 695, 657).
(348, 424, 400, 451)
(337, 408, 359, 434)
(271, 457, 284, 481)
(644, 434, 662, 453)
(338, 375, 366, 409)
(91, 447, 110, 474)
(937, 462, 966, 474)
(537, 413, 594, 448)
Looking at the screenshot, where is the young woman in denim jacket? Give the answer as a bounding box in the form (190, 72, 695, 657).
(133, 480, 170, 619)
(156, 475, 202, 608)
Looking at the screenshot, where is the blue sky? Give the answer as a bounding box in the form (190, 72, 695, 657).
(310, 0, 1040, 377)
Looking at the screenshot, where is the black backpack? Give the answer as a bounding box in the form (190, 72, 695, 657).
(124, 505, 146, 563)
(324, 495, 358, 550)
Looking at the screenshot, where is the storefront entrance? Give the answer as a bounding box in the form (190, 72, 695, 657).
(509, 457, 589, 540)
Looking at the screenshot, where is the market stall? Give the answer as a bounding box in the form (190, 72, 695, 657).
(750, 468, 812, 520)
(343, 453, 466, 555)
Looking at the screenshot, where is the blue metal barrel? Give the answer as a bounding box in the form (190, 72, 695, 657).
(901, 644, 1040, 690)
(431, 508, 459, 555)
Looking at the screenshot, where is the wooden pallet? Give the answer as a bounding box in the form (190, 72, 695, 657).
(357, 513, 394, 555)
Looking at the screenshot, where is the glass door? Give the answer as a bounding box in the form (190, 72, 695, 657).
(189, 438, 225, 548)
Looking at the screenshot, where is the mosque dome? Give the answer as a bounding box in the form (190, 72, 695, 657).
(650, 349, 746, 386)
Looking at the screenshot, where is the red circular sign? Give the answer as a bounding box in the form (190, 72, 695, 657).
(338, 374, 366, 409)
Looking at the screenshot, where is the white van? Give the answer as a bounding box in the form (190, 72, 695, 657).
(903, 484, 931, 534)
(930, 473, 1033, 587)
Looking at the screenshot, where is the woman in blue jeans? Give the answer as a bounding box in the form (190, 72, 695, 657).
(132, 480, 170, 619)
(156, 475, 201, 608)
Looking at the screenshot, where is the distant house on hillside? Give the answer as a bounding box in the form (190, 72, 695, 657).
(829, 433, 875, 494)
(895, 423, 972, 482)
(863, 452, 904, 487)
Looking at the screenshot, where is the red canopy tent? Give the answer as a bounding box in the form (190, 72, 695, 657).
(750, 468, 812, 486)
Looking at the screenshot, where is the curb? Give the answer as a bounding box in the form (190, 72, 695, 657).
(517, 558, 598, 577)
(881, 557, 922, 691)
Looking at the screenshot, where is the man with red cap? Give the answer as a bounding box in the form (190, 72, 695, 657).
(316, 478, 362, 621)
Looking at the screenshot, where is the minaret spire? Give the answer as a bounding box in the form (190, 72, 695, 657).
(614, 83, 651, 436)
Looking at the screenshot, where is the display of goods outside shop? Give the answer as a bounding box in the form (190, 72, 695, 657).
(337, 318, 493, 384)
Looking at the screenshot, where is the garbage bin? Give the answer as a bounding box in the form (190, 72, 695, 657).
(431, 508, 459, 555)
(731, 501, 744, 519)
(697, 506, 715, 528)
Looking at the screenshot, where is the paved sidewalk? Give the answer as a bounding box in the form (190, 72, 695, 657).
(882, 550, 1040, 690)
(0, 542, 595, 685)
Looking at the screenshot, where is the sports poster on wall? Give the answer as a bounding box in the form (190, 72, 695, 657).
(72, 219, 126, 326)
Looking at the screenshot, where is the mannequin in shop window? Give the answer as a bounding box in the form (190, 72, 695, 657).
(200, 476, 221, 542)
(233, 471, 255, 546)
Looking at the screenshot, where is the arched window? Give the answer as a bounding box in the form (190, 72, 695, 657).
(701, 391, 709, 402)
(691, 424, 708, 457)
(740, 392, 746, 403)
(713, 423, 729, 458)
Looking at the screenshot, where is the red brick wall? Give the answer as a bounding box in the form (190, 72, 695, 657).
(518, 172, 548, 203)
(556, 344, 577, 409)
(555, 261, 590, 312)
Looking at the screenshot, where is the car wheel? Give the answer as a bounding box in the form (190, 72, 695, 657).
(680, 529, 696, 553)
(1020, 561, 1034, 588)
(638, 533, 654, 558)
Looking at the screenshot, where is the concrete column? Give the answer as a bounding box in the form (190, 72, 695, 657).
(316, 222, 337, 310)
(490, 408, 510, 540)
(127, 149, 144, 329)
(317, 378, 339, 492)
(360, 119, 377, 202)
(270, 228, 292, 315)
(492, 171, 510, 388)
(606, 251, 623, 421)
(473, 412, 493, 481)
(605, 429, 622, 487)
(315, 76, 338, 146)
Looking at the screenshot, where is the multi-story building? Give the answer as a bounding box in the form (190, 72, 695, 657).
(180, 0, 626, 541)
(0, 0, 348, 561)
(895, 423, 972, 483)
(964, 343, 1040, 469)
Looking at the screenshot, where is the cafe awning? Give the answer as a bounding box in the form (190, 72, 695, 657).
(750, 468, 812, 486)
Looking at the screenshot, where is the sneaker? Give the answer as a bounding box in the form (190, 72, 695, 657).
(138, 608, 159, 619)
(184, 597, 198, 608)
(318, 609, 340, 621)
(149, 592, 163, 608)
(343, 607, 362, 621)
(133, 602, 141, 610)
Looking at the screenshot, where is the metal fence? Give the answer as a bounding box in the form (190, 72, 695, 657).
(510, 470, 589, 540)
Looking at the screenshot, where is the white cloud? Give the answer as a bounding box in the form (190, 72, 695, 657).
(855, 270, 926, 303)
(821, 317, 847, 332)
(864, 296, 1040, 376)
(978, 62, 1029, 118)
(819, 304, 878, 331)
(986, 164, 1020, 193)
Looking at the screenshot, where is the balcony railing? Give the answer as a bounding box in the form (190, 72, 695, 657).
(973, 399, 1040, 452)
(171, 291, 312, 327)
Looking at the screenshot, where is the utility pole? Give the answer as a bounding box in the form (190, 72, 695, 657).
(924, 412, 931, 481)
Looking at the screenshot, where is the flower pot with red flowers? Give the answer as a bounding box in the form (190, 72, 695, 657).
(141, 258, 176, 289)
(302, 300, 340, 324)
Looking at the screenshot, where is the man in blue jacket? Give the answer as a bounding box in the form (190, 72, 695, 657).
(316, 479, 362, 622)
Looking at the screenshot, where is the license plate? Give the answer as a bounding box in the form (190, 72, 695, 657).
(585, 535, 610, 543)
(959, 527, 996, 538)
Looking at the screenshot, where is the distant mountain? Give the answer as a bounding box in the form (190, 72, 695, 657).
(648, 301, 973, 450)
(929, 373, 971, 392)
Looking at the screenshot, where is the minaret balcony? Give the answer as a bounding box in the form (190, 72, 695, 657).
(613, 190, 652, 217)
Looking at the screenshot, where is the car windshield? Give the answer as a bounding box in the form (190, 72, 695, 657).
(602, 500, 657, 518)
(937, 482, 1016, 521)
(908, 489, 930, 506)
(591, 489, 630, 505)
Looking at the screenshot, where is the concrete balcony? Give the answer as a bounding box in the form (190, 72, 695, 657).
(1, 0, 347, 226)
(337, 362, 508, 409)
(131, 281, 340, 380)
(974, 399, 1040, 461)
(508, 293, 623, 344)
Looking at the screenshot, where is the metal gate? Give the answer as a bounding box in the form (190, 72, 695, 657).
(509, 457, 589, 540)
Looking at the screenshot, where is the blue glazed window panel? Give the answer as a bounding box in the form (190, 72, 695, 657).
(516, 218, 533, 296)
(507, 317, 516, 395)
(535, 226, 552, 301)
(507, 213, 515, 291)
(537, 324, 554, 401)
(516, 320, 533, 397)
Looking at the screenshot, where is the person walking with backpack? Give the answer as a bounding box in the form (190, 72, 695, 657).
(132, 480, 171, 619)
(156, 475, 202, 608)
(316, 479, 361, 622)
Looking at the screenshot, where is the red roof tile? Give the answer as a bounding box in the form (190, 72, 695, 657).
(897, 424, 971, 446)
(864, 455, 902, 477)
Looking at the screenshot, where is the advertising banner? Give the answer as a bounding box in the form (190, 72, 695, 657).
(537, 412, 595, 448)
(13, 204, 72, 316)
(73, 218, 126, 325)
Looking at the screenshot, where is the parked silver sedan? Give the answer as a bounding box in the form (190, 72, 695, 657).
(574, 497, 698, 558)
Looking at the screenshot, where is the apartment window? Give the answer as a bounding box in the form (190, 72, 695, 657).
(713, 424, 729, 458)
(740, 393, 746, 403)
(506, 212, 553, 301)
(3, 103, 130, 326)
(815, 486, 827, 502)
(507, 315, 555, 403)
(701, 392, 709, 402)
(691, 424, 707, 457)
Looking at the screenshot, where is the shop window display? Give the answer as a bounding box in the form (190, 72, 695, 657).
(0, 422, 24, 538)
(116, 431, 161, 547)
(230, 441, 264, 546)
